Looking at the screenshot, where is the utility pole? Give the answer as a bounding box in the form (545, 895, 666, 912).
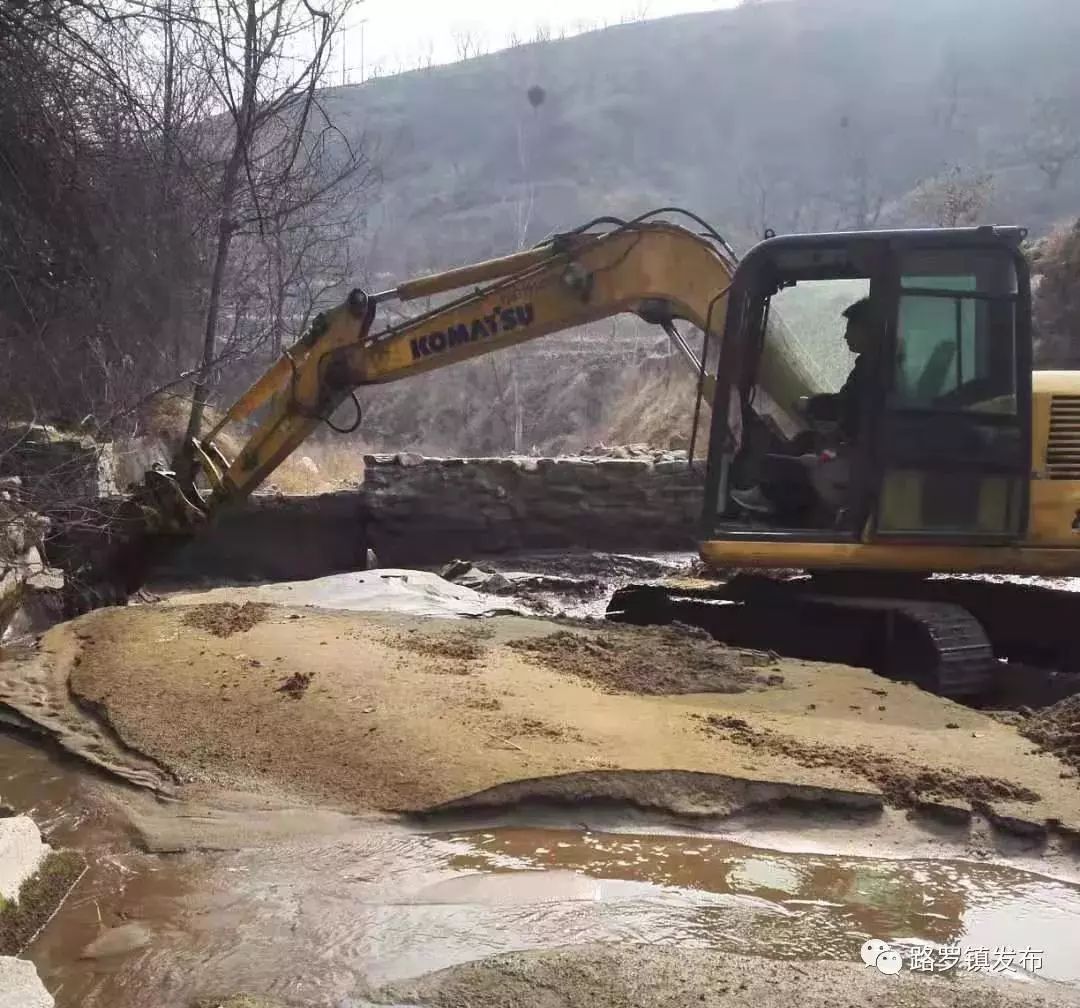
(358, 18, 367, 82)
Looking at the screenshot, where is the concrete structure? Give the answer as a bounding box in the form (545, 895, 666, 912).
(0, 957, 52, 1008)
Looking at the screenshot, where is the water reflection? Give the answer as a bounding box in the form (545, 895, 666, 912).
(3, 732, 1079, 1008)
(444, 828, 1080, 974)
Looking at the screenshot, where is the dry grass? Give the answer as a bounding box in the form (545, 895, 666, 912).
(602, 355, 706, 453)
(0, 849, 86, 955)
(1031, 219, 1080, 368)
(265, 440, 365, 493)
(139, 395, 365, 494)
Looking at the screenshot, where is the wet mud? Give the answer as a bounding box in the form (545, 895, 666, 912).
(701, 714, 1042, 808)
(3, 725, 1080, 1007)
(6, 598, 1080, 842)
(3, 557, 1080, 1006)
(507, 624, 781, 695)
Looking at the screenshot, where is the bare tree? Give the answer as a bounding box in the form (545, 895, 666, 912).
(735, 153, 826, 243)
(415, 36, 436, 69)
(908, 165, 994, 227)
(620, 3, 651, 24)
(451, 26, 485, 61)
(1024, 94, 1080, 191)
(0, 0, 214, 431)
(176, 0, 373, 476)
(817, 112, 888, 230)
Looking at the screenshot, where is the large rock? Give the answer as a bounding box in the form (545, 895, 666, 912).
(1, 496, 65, 641)
(0, 424, 112, 501)
(0, 957, 52, 1008)
(0, 816, 49, 903)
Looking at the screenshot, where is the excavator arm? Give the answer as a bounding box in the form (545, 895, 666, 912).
(192, 220, 738, 505)
(92, 215, 815, 598)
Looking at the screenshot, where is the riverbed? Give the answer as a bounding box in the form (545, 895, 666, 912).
(5, 551, 1080, 1006)
(2, 731, 1080, 1007)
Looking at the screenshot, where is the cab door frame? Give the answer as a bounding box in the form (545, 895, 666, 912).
(865, 231, 1033, 545)
(701, 226, 1033, 546)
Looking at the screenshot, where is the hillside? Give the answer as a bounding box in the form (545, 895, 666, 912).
(336, 0, 1080, 276)
(7, 0, 1072, 460)
(323, 0, 1080, 455)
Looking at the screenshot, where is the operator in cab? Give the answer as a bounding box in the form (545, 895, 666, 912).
(731, 296, 874, 521)
(803, 296, 873, 440)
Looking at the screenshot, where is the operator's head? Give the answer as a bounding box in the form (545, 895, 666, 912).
(842, 297, 874, 355)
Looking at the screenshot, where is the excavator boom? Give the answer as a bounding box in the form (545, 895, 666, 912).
(115, 216, 818, 568)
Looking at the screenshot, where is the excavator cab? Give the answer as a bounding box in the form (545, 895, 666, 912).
(603, 224, 1051, 700)
(703, 226, 1032, 550)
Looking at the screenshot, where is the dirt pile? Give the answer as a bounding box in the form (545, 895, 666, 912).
(387, 626, 491, 664)
(508, 624, 781, 695)
(275, 670, 313, 699)
(702, 714, 1040, 808)
(1018, 694, 1080, 775)
(181, 602, 272, 638)
(7, 602, 1080, 829)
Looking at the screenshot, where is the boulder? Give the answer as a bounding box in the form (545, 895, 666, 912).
(0, 496, 65, 641)
(0, 817, 49, 904)
(0, 424, 112, 499)
(0, 957, 52, 1008)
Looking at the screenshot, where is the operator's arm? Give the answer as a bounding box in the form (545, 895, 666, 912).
(804, 355, 865, 439)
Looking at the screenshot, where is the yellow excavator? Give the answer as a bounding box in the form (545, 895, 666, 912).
(92, 209, 1080, 699)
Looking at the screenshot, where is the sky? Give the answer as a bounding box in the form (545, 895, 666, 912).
(332, 0, 738, 84)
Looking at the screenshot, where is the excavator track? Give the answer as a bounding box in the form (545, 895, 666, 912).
(606, 575, 997, 699)
(806, 573, 1080, 675)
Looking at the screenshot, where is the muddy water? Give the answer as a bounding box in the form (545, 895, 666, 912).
(4, 732, 1080, 1006)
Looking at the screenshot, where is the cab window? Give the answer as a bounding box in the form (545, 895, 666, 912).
(892, 250, 1018, 414)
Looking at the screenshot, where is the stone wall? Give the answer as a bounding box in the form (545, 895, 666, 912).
(154, 491, 371, 584)
(53, 451, 705, 584)
(357, 451, 704, 567)
(0, 425, 113, 503)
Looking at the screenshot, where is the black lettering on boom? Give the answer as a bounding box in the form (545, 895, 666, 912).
(410, 302, 535, 360)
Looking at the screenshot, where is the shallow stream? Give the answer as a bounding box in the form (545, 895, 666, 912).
(3, 733, 1079, 1006)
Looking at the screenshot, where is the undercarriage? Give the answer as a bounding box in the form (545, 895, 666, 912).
(607, 570, 1080, 704)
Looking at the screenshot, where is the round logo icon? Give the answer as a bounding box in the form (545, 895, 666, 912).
(860, 939, 890, 967)
(875, 948, 904, 975)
